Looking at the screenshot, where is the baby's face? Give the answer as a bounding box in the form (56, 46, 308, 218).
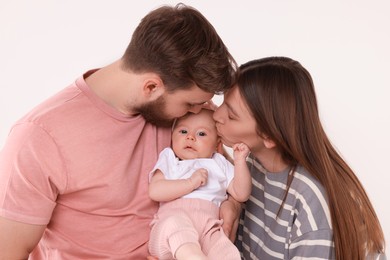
(172, 110, 219, 160)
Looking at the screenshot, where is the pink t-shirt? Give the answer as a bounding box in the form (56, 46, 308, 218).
(0, 70, 171, 259)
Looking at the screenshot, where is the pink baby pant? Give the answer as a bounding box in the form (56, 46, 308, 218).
(148, 198, 241, 260)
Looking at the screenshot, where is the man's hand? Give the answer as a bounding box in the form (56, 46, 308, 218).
(219, 196, 242, 242)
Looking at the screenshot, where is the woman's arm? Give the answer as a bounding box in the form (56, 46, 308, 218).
(289, 229, 334, 259)
(148, 168, 208, 202)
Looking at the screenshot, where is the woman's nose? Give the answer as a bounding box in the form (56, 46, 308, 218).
(213, 107, 223, 124)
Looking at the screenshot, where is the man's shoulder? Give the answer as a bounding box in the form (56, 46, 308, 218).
(16, 83, 82, 125)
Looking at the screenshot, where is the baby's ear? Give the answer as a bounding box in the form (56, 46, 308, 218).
(216, 138, 223, 153)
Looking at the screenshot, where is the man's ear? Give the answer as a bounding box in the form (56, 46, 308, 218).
(142, 75, 164, 100)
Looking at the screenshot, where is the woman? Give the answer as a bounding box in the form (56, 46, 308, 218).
(213, 57, 386, 260)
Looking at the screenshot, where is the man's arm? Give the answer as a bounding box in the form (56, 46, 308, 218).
(0, 216, 46, 260)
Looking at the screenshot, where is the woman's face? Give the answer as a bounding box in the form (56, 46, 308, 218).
(213, 86, 262, 150)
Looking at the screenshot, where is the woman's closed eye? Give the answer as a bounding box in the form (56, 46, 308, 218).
(228, 113, 236, 120)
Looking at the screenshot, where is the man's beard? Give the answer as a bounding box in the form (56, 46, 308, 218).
(134, 95, 174, 128)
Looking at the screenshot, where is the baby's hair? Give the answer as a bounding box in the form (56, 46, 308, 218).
(172, 109, 215, 130)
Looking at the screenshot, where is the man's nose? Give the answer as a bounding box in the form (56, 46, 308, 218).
(188, 105, 203, 114)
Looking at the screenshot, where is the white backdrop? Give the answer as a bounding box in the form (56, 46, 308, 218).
(1, 0, 389, 254)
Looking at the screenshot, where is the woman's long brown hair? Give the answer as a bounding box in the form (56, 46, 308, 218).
(238, 57, 385, 260)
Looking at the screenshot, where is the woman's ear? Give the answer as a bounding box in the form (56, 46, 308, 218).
(263, 138, 276, 149)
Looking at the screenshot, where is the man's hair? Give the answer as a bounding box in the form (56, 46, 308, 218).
(122, 3, 237, 94)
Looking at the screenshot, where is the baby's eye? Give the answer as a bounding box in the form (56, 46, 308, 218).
(197, 131, 207, 137)
(179, 129, 188, 134)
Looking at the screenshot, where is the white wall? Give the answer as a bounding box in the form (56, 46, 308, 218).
(1, 0, 389, 254)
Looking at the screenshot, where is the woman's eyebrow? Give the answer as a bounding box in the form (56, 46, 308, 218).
(225, 101, 239, 117)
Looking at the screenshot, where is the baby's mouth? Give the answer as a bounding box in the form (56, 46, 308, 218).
(185, 146, 195, 151)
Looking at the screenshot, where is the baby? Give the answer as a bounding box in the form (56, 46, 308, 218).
(148, 109, 251, 260)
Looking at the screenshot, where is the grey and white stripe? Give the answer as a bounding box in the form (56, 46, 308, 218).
(235, 154, 334, 259)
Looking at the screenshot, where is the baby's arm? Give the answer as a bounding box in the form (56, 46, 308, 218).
(227, 143, 252, 202)
(149, 168, 208, 202)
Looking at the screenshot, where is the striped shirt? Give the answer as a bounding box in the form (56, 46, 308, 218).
(236, 154, 335, 259)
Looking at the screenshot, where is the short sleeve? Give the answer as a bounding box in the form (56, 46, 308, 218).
(0, 122, 67, 225)
(148, 147, 174, 182)
(212, 152, 234, 185)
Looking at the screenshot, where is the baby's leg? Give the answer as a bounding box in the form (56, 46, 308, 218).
(149, 210, 204, 260)
(202, 221, 241, 260)
(175, 242, 207, 260)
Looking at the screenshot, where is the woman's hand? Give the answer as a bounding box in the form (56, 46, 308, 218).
(219, 195, 242, 242)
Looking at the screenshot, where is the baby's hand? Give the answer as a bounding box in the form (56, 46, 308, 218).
(189, 168, 208, 190)
(232, 143, 250, 162)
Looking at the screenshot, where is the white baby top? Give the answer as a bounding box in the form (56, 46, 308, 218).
(150, 147, 235, 206)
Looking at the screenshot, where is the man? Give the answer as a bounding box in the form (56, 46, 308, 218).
(0, 4, 237, 259)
